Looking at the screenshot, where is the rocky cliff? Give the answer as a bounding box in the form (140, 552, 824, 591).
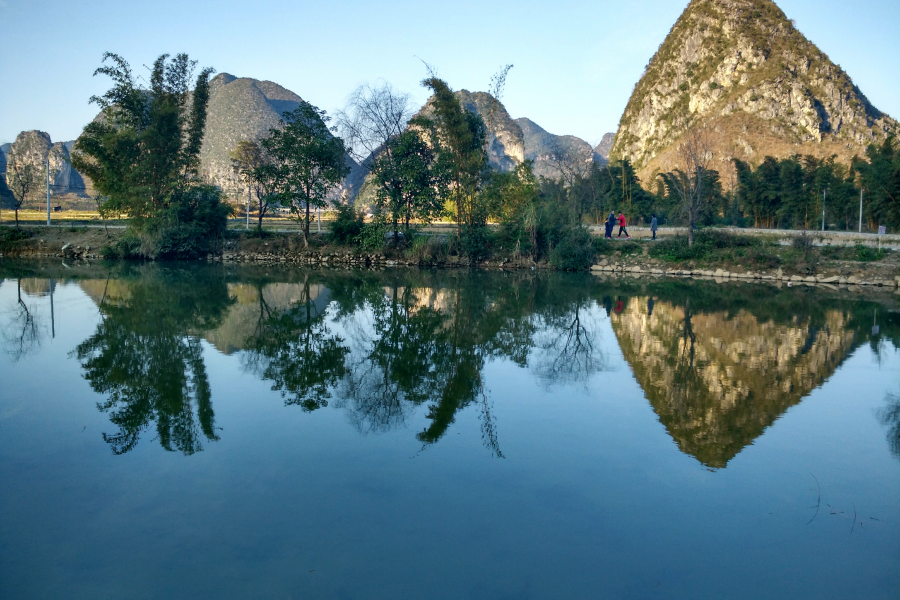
(414, 89, 525, 173)
(515, 117, 605, 179)
(415, 90, 603, 181)
(2, 131, 88, 206)
(611, 0, 898, 182)
(200, 73, 363, 201)
(593, 133, 615, 161)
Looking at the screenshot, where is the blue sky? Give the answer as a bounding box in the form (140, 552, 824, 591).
(1, 0, 898, 146)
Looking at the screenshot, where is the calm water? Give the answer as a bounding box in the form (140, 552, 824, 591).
(1, 262, 898, 599)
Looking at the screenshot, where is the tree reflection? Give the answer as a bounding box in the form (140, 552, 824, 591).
(880, 393, 900, 460)
(532, 299, 607, 386)
(2, 280, 43, 361)
(75, 267, 232, 455)
(243, 277, 349, 412)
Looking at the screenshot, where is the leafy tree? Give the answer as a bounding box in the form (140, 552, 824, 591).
(482, 161, 539, 222)
(262, 103, 349, 247)
(369, 128, 445, 243)
(72, 52, 214, 223)
(855, 136, 900, 229)
(419, 77, 488, 243)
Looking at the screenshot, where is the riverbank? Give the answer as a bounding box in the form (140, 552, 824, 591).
(2, 225, 899, 288)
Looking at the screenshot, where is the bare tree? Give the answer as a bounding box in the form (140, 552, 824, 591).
(658, 128, 713, 247)
(336, 82, 415, 163)
(230, 140, 280, 236)
(3, 280, 43, 361)
(6, 161, 37, 230)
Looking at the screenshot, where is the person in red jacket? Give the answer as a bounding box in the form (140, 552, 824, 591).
(617, 212, 630, 239)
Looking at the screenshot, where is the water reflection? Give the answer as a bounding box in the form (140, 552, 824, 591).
(2, 280, 44, 361)
(73, 268, 233, 455)
(880, 394, 900, 460)
(4, 262, 892, 463)
(612, 294, 859, 467)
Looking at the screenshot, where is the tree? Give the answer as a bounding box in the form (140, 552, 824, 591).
(336, 82, 414, 162)
(230, 140, 280, 236)
(262, 103, 349, 247)
(855, 136, 900, 229)
(658, 129, 714, 246)
(419, 77, 487, 241)
(72, 52, 214, 224)
(6, 161, 36, 230)
(369, 129, 445, 243)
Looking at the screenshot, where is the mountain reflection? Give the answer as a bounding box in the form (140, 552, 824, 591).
(611, 296, 858, 467)
(49, 263, 899, 462)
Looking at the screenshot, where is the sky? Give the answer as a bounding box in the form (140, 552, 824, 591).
(1, 0, 898, 147)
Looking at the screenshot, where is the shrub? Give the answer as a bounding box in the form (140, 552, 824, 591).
(649, 231, 760, 262)
(678, 83, 689, 92)
(460, 224, 491, 262)
(330, 203, 363, 245)
(854, 243, 885, 262)
(102, 233, 142, 259)
(407, 234, 449, 264)
(356, 215, 387, 252)
(550, 227, 594, 271)
(0, 228, 32, 242)
(150, 185, 232, 260)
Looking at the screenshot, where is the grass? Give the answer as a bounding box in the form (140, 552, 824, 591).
(819, 243, 888, 262)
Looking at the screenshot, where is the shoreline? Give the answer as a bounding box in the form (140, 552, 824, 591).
(2, 225, 899, 292)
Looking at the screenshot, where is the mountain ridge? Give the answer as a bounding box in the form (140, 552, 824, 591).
(611, 0, 897, 182)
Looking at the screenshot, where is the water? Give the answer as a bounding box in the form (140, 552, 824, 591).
(1, 261, 898, 599)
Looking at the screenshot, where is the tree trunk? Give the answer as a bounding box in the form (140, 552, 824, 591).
(15, 207, 20, 231)
(687, 206, 694, 247)
(258, 201, 264, 236)
(304, 202, 310, 248)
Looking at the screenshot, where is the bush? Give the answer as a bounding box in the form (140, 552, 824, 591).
(0, 228, 32, 242)
(330, 203, 363, 245)
(356, 215, 387, 252)
(855, 243, 885, 262)
(407, 234, 449, 264)
(150, 185, 232, 260)
(649, 230, 760, 262)
(550, 227, 594, 271)
(102, 233, 142, 259)
(460, 224, 491, 262)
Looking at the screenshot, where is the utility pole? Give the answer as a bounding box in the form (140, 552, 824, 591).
(46, 159, 51, 226)
(859, 188, 864, 233)
(821, 188, 826, 232)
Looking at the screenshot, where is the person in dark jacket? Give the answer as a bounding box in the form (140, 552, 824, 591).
(606, 213, 615, 239)
(617, 212, 629, 239)
(650, 214, 658, 240)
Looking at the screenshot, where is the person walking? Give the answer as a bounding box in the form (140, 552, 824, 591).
(650, 213, 658, 240)
(617, 212, 629, 239)
(606, 212, 616, 239)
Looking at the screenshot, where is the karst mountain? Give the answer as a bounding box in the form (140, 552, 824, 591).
(611, 0, 898, 181)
